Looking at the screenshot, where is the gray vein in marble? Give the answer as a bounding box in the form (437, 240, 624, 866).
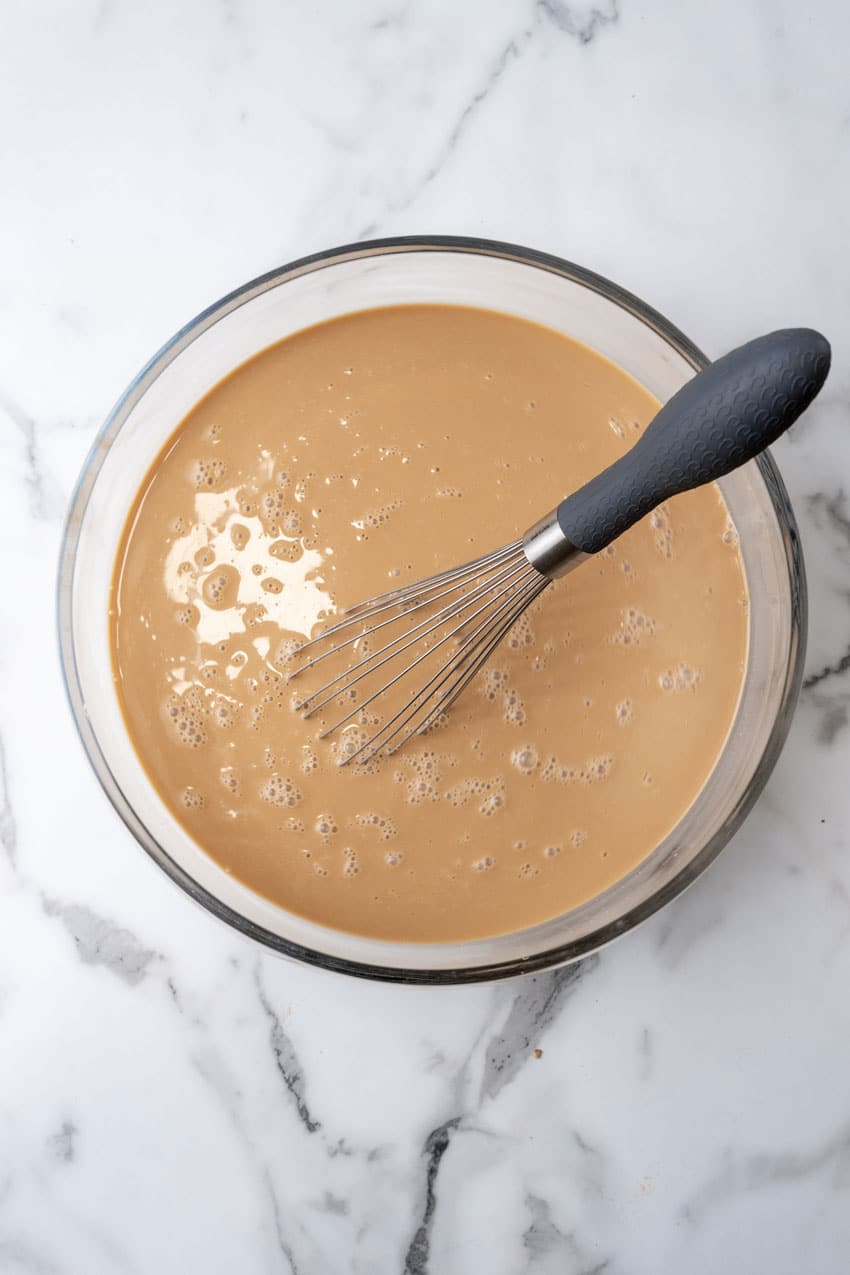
(399, 959, 598, 1272)
(358, 0, 620, 238)
(811, 693, 849, 744)
(403, 1116, 461, 1275)
(312, 1190, 348, 1216)
(371, 8, 409, 32)
(804, 490, 850, 691)
(42, 899, 158, 985)
(523, 1193, 571, 1263)
(536, 0, 619, 44)
(654, 893, 725, 969)
(255, 964, 321, 1134)
(358, 31, 531, 237)
(638, 1026, 653, 1083)
(804, 647, 850, 691)
(808, 489, 850, 544)
(0, 734, 17, 866)
(46, 1121, 77, 1164)
(0, 1238, 62, 1275)
(263, 1167, 300, 1275)
(572, 1129, 608, 1202)
(192, 1040, 303, 1272)
(523, 1194, 611, 1273)
(682, 1122, 850, 1225)
(0, 393, 64, 521)
(482, 959, 597, 1101)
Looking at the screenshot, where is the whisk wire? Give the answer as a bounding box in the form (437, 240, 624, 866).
(314, 556, 538, 741)
(296, 549, 531, 717)
(290, 540, 524, 669)
(352, 572, 549, 765)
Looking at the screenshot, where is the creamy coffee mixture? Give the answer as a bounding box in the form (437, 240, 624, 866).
(110, 305, 748, 942)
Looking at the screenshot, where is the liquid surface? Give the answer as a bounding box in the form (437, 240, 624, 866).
(111, 305, 748, 943)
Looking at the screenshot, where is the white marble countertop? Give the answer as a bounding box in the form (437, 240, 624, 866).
(2, 2, 849, 1271)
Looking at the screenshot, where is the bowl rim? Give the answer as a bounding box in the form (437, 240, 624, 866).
(57, 234, 807, 984)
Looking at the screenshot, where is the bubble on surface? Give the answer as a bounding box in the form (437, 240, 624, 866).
(722, 520, 739, 546)
(658, 663, 701, 692)
(191, 457, 227, 490)
(479, 667, 508, 702)
(202, 564, 240, 609)
(219, 768, 239, 795)
(166, 687, 208, 749)
(262, 577, 283, 594)
(356, 812, 397, 840)
(543, 845, 561, 858)
(540, 755, 577, 784)
(502, 686, 526, 727)
(517, 862, 540, 880)
(230, 523, 250, 550)
(286, 816, 304, 832)
(315, 813, 338, 838)
(354, 499, 403, 530)
(507, 612, 534, 650)
(472, 856, 495, 872)
(334, 727, 370, 767)
(260, 774, 302, 807)
(510, 746, 539, 774)
(584, 755, 614, 782)
(280, 508, 303, 536)
(195, 546, 215, 568)
(212, 695, 239, 729)
(616, 699, 633, 725)
(649, 504, 673, 559)
(611, 607, 656, 647)
(293, 472, 316, 502)
(570, 829, 587, 848)
(392, 750, 451, 805)
(272, 636, 301, 668)
(342, 847, 359, 877)
(479, 791, 505, 816)
(300, 746, 318, 775)
(384, 851, 403, 867)
(269, 539, 302, 563)
(608, 417, 625, 439)
(244, 603, 268, 630)
(176, 605, 199, 627)
(181, 787, 205, 809)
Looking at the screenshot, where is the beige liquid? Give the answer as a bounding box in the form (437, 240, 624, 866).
(110, 305, 748, 943)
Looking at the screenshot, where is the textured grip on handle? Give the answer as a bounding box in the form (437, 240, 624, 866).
(556, 328, 831, 555)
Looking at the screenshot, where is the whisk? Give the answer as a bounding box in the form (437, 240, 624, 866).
(288, 328, 830, 765)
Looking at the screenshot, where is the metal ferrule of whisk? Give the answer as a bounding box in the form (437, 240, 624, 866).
(520, 508, 586, 579)
(286, 507, 584, 767)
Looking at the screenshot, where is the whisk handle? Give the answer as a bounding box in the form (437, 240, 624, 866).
(555, 328, 830, 556)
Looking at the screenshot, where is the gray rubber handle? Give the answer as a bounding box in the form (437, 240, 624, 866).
(557, 328, 831, 554)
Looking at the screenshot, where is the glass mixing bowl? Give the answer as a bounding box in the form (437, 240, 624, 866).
(58, 237, 806, 983)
